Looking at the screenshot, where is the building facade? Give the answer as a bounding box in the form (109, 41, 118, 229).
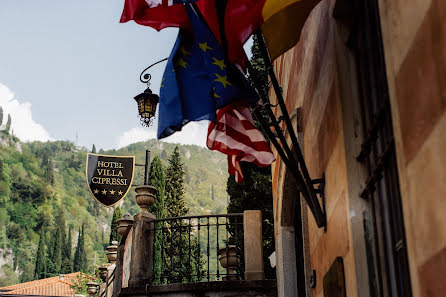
(270, 0, 445, 296)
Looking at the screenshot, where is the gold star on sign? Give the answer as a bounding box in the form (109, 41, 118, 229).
(176, 58, 188, 69)
(118, 190, 123, 196)
(179, 46, 191, 56)
(198, 42, 212, 52)
(102, 189, 107, 195)
(110, 190, 115, 195)
(93, 189, 99, 194)
(212, 58, 226, 70)
(214, 73, 232, 88)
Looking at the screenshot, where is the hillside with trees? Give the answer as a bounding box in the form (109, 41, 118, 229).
(0, 126, 228, 286)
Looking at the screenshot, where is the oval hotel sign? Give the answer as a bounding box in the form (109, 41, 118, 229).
(86, 153, 135, 207)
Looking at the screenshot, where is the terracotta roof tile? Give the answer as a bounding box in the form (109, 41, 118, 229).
(0, 272, 81, 297)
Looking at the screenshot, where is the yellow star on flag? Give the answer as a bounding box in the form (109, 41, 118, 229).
(212, 88, 221, 98)
(179, 46, 191, 56)
(176, 57, 188, 69)
(110, 190, 115, 195)
(198, 42, 212, 52)
(214, 73, 232, 88)
(160, 78, 165, 88)
(212, 58, 226, 70)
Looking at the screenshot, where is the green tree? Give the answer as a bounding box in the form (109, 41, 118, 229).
(109, 207, 122, 244)
(165, 146, 188, 217)
(34, 228, 46, 279)
(73, 224, 87, 272)
(0, 106, 3, 126)
(61, 226, 72, 274)
(149, 156, 166, 283)
(5, 114, 11, 133)
(48, 211, 63, 275)
(225, 36, 276, 279)
(45, 158, 55, 185)
(91, 144, 96, 154)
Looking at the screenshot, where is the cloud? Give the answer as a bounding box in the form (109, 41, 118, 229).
(116, 120, 208, 149)
(0, 83, 53, 142)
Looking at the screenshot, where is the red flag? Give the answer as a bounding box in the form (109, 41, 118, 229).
(224, 0, 266, 64)
(207, 103, 275, 182)
(120, 0, 189, 30)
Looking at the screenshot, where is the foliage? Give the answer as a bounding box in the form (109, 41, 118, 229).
(149, 156, 165, 283)
(73, 224, 87, 272)
(0, 135, 228, 285)
(34, 228, 46, 279)
(91, 144, 96, 154)
(0, 106, 3, 126)
(109, 207, 122, 244)
(5, 114, 11, 133)
(71, 272, 100, 295)
(165, 146, 188, 217)
(225, 36, 276, 279)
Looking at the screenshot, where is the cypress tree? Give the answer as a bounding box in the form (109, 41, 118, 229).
(48, 212, 63, 274)
(149, 156, 166, 283)
(73, 224, 87, 272)
(61, 225, 72, 274)
(109, 207, 122, 244)
(165, 146, 188, 217)
(45, 158, 55, 185)
(5, 114, 11, 133)
(91, 144, 96, 153)
(34, 228, 46, 279)
(149, 156, 165, 219)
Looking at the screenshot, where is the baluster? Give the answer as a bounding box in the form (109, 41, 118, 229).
(226, 216, 229, 279)
(188, 218, 192, 282)
(206, 217, 210, 281)
(169, 220, 174, 284)
(160, 222, 165, 284)
(216, 216, 220, 280)
(197, 218, 201, 281)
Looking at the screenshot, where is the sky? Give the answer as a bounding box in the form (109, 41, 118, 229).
(0, 0, 216, 149)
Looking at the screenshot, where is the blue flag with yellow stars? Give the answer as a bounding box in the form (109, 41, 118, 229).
(157, 4, 257, 139)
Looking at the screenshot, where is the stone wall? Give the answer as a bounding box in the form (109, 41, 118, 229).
(378, 0, 446, 296)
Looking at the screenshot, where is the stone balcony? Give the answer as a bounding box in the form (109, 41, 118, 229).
(98, 185, 276, 297)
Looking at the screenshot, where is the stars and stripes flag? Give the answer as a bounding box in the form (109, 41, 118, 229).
(207, 103, 275, 183)
(144, 0, 196, 8)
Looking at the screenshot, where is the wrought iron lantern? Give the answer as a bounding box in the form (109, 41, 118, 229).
(134, 87, 158, 127)
(133, 58, 168, 127)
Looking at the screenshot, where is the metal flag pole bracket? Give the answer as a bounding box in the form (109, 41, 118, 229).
(248, 31, 327, 229)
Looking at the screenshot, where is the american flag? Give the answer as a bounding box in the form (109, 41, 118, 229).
(207, 103, 275, 183)
(145, 0, 196, 7)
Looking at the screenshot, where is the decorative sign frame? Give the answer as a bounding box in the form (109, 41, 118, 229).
(86, 153, 135, 207)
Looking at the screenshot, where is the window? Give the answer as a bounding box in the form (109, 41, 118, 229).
(351, 0, 413, 296)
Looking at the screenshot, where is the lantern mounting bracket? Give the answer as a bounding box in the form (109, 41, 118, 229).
(139, 58, 169, 85)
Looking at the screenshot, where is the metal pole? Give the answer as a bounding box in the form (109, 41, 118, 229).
(144, 149, 150, 185)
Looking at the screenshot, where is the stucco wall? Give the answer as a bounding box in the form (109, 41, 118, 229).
(270, 0, 363, 296)
(378, 0, 446, 296)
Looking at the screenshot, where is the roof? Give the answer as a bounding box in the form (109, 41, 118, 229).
(0, 273, 80, 297)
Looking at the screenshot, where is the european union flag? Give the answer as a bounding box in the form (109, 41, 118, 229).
(157, 4, 257, 139)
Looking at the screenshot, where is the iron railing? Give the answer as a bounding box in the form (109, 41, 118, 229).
(150, 213, 244, 284)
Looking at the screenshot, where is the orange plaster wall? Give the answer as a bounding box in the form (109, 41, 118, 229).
(271, 0, 358, 295)
(378, 0, 446, 296)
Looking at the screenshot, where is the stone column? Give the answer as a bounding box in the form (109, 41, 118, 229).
(243, 210, 265, 280)
(98, 264, 108, 297)
(113, 214, 134, 297)
(128, 185, 157, 287)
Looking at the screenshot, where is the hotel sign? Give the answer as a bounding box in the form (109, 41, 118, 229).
(86, 153, 135, 207)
